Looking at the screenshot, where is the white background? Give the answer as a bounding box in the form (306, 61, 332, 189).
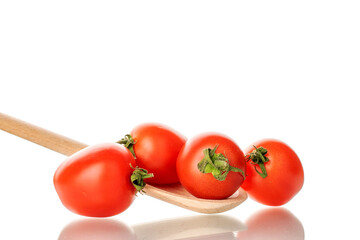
(1, 0, 359, 239)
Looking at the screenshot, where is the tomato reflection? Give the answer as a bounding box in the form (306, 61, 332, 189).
(58, 218, 136, 240)
(58, 215, 244, 240)
(58, 208, 303, 240)
(237, 208, 304, 240)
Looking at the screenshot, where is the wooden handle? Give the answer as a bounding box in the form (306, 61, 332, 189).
(0, 113, 87, 156)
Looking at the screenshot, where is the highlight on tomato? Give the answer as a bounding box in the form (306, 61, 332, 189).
(176, 132, 246, 199)
(53, 143, 153, 217)
(241, 139, 304, 206)
(118, 123, 186, 184)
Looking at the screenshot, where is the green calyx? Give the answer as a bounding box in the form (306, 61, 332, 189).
(245, 145, 269, 178)
(130, 164, 154, 194)
(197, 145, 245, 181)
(117, 134, 136, 158)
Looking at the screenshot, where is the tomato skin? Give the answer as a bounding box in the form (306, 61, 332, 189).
(131, 123, 186, 184)
(176, 133, 246, 199)
(242, 139, 304, 206)
(53, 143, 136, 217)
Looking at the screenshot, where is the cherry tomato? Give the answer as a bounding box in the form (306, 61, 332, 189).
(119, 123, 186, 184)
(53, 143, 152, 217)
(176, 133, 246, 199)
(241, 139, 304, 206)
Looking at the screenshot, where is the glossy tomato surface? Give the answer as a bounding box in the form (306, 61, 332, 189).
(131, 123, 186, 184)
(241, 139, 304, 206)
(54, 143, 136, 217)
(176, 133, 246, 199)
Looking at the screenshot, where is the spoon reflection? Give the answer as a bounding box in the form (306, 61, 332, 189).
(132, 215, 244, 240)
(236, 207, 304, 240)
(58, 215, 245, 240)
(179, 232, 237, 240)
(58, 208, 304, 240)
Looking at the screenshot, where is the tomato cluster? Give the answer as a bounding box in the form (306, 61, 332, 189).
(53, 123, 304, 217)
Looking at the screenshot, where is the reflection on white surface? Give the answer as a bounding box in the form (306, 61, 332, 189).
(132, 215, 244, 240)
(236, 208, 304, 240)
(180, 232, 237, 240)
(177, 232, 237, 240)
(58, 208, 303, 240)
(58, 219, 136, 240)
(58, 215, 244, 240)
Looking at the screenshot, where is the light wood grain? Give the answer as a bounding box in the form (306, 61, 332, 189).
(0, 112, 247, 213)
(0, 113, 87, 156)
(144, 183, 247, 214)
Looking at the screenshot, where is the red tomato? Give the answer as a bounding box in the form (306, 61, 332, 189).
(176, 133, 246, 199)
(119, 123, 186, 184)
(54, 143, 141, 217)
(241, 139, 304, 206)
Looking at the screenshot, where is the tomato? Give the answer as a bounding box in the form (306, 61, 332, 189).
(176, 133, 246, 199)
(119, 123, 186, 184)
(241, 139, 304, 206)
(53, 143, 152, 217)
(236, 208, 304, 239)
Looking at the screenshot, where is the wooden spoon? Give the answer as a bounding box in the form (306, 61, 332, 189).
(0, 112, 247, 214)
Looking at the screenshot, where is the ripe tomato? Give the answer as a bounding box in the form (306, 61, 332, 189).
(241, 139, 304, 206)
(176, 133, 246, 199)
(53, 143, 152, 217)
(119, 123, 186, 184)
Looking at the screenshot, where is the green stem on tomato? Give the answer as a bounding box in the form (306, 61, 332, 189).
(130, 164, 154, 194)
(197, 145, 245, 181)
(245, 145, 269, 178)
(117, 134, 136, 158)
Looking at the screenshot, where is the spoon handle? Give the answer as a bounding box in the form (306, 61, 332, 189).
(0, 112, 87, 156)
